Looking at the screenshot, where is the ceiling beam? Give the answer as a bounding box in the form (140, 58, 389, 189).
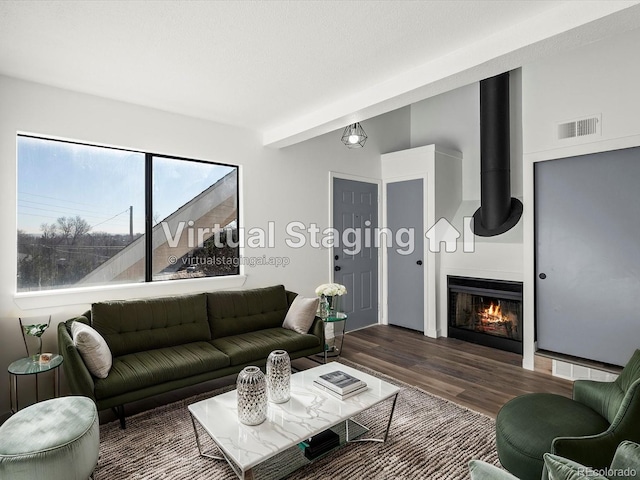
(263, 1, 640, 149)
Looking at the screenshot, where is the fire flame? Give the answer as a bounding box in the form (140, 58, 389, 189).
(481, 303, 508, 324)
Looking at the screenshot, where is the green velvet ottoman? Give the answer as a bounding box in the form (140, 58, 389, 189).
(495, 393, 609, 480)
(0, 396, 99, 480)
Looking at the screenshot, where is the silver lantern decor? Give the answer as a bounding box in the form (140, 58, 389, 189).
(266, 350, 291, 403)
(236, 366, 268, 425)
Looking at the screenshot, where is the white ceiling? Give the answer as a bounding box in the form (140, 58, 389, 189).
(1, 1, 639, 148)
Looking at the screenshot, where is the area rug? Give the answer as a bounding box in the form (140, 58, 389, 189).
(95, 360, 500, 479)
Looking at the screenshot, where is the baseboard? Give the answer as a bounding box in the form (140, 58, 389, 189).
(536, 349, 622, 374)
(536, 349, 622, 381)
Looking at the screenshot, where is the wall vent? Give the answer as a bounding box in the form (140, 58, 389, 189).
(557, 115, 601, 140)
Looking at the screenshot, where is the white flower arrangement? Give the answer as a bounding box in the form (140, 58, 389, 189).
(315, 283, 347, 297)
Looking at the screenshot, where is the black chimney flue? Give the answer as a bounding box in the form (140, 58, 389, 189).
(472, 72, 522, 237)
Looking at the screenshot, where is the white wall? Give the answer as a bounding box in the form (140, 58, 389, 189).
(410, 69, 523, 201)
(409, 70, 525, 346)
(522, 27, 640, 158)
(0, 75, 410, 417)
(522, 26, 640, 372)
(410, 82, 481, 200)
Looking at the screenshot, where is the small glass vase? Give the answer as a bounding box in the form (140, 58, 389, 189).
(326, 295, 340, 317)
(24, 336, 42, 361)
(319, 295, 330, 319)
(266, 350, 291, 403)
(236, 366, 267, 426)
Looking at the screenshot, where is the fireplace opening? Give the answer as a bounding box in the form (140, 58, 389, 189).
(448, 276, 523, 354)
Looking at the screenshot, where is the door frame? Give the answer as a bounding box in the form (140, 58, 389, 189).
(329, 172, 383, 327)
(382, 173, 436, 336)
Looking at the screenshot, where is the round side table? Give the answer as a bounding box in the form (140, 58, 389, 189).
(8, 354, 63, 413)
(322, 312, 347, 364)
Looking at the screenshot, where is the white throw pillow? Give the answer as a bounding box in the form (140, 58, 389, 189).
(282, 296, 319, 334)
(71, 321, 113, 379)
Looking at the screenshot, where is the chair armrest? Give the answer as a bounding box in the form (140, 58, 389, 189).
(309, 316, 325, 344)
(552, 431, 618, 469)
(554, 379, 640, 469)
(57, 319, 96, 401)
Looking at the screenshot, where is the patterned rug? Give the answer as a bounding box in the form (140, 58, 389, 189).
(95, 360, 500, 479)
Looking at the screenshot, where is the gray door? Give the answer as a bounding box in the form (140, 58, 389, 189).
(387, 179, 424, 331)
(535, 147, 640, 366)
(333, 178, 379, 331)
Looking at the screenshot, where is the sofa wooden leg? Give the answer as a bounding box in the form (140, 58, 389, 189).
(112, 405, 126, 429)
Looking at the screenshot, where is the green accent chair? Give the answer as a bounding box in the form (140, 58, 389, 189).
(495, 350, 640, 480)
(0, 396, 99, 480)
(469, 440, 640, 479)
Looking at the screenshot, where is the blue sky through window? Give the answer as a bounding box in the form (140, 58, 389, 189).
(17, 136, 234, 235)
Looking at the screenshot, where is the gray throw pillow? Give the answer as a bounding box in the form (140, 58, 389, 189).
(543, 453, 608, 480)
(71, 321, 113, 378)
(282, 296, 319, 334)
(609, 441, 640, 480)
(468, 460, 519, 480)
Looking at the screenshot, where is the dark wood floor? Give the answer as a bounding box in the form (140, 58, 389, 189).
(326, 324, 572, 418)
(98, 324, 572, 424)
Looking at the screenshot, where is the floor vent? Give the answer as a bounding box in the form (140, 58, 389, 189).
(557, 115, 601, 140)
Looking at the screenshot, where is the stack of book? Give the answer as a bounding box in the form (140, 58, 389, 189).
(313, 370, 367, 400)
(299, 429, 340, 460)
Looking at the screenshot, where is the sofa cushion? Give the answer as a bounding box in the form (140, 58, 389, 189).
(92, 294, 210, 357)
(94, 342, 229, 400)
(71, 321, 112, 379)
(211, 328, 321, 366)
(282, 295, 319, 334)
(207, 285, 289, 338)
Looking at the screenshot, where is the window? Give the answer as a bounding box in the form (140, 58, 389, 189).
(17, 135, 239, 292)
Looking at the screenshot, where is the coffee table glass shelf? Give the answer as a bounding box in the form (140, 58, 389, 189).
(188, 362, 401, 480)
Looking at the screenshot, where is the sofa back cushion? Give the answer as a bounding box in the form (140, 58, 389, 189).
(92, 294, 210, 357)
(207, 285, 289, 338)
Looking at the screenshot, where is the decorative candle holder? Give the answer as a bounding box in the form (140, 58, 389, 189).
(266, 350, 291, 403)
(236, 366, 267, 425)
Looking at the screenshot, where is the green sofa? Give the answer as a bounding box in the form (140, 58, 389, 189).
(58, 285, 323, 428)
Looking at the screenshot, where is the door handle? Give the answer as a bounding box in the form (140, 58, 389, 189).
(416, 260, 423, 266)
(334, 266, 341, 271)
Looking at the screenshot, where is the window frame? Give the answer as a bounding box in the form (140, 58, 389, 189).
(16, 134, 242, 296)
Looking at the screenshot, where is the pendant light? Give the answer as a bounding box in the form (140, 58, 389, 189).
(341, 122, 367, 148)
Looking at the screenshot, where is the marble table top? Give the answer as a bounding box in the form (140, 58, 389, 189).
(188, 362, 401, 472)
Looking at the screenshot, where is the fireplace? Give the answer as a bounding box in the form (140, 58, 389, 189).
(447, 276, 523, 354)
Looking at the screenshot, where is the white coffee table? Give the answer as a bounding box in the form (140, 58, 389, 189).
(188, 362, 401, 480)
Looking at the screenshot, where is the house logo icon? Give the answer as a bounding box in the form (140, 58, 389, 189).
(425, 217, 475, 253)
